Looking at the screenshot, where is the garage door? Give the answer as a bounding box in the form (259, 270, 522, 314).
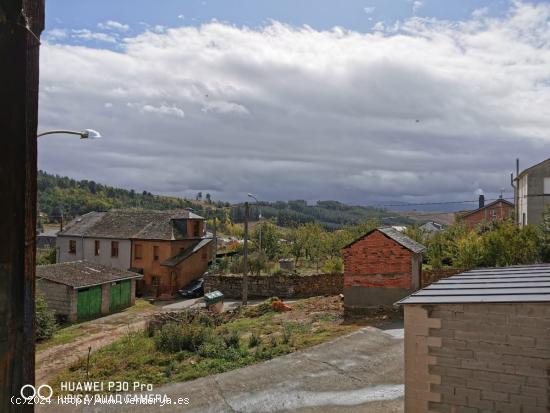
(77, 286, 102, 320)
(110, 280, 131, 311)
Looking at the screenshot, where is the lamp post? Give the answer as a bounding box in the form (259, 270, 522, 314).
(247, 193, 262, 252)
(37, 129, 102, 139)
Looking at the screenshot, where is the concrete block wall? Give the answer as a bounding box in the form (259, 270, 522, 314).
(204, 273, 343, 299)
(37, 279, 73, 320)
(405, 303, 550, 413)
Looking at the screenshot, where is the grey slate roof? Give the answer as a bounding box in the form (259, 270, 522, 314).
(161, 238, 213, 267)
(59, 209, 204, 240)
(342, 227, 426, 254)
(398, 264, 550, 305)
(37, 260, 142, 289)
(378, 227, 426, 253)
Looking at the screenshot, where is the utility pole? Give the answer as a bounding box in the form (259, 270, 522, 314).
(0, 0, 44, 411)
(242, 202, 249, 306)
(212, 215, 217, 266)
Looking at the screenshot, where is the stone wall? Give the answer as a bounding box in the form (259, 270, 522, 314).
(421, 268, 464, 288)
(204, 273, 343, 299)
(404, 302, 550, 413)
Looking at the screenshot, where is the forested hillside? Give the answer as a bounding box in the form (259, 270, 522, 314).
(38, 171, 201, 219)
(38, 171, 410, 228)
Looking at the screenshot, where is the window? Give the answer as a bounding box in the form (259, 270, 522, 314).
(171, 271, 177, 286)
(544, 177, 550, 194)
(153, 246, 159, 261)
(151, 276, 160, 287)
(193, 221, 200, 237)
(111, 241, 119, 257)
(135, 244, 143, 260)
(69, 240, 76, 254)
(94, 240, 100, 256)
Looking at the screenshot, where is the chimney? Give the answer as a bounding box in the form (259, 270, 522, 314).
(479, 194, 485, 209)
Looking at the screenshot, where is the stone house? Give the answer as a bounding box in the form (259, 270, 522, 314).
(341, 227, 425, 314)
(57, 209, 213, 299)
(398, 264, 550, 413)
(36, 260, 142, 322)
(456, 195, 514, 229)
(516, 158, 550, 227)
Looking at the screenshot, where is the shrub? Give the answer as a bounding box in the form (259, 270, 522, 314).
(223, 331, 240, 349)
(154, 322, 210, 353)
(322, 256, 344, 274)
(37, 248, 57, 266)
(36, 293, 57, 341)
(248, 333, 260, 348)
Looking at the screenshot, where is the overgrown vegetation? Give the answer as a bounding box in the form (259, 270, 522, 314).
(410, 218, 550, 270)
(217, 220, 379, 275)
(52, 297, 359, 391)
(36, 248, 57, 266)
(36, 293, 58, 341)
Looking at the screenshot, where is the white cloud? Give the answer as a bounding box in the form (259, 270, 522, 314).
(178, 14, 185, 20)
(38, 2, 550, 204)
(364, 7, 375, 15)
(98, 20, 130, 32)
(45, 28, 68, 40)
(72, 29, 117, 43)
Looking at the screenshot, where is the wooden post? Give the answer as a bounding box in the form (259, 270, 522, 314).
(242, 202, 249, 306)
(0, 0, 43, 410)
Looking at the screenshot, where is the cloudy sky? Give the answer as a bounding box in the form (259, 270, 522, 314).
(38, 1, 550, 207)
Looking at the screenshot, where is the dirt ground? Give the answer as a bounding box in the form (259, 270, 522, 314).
(35, 303, 159, 384)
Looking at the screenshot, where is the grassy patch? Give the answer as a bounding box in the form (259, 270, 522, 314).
(50, 297, 359, 393)
(37, 324, 88, 351)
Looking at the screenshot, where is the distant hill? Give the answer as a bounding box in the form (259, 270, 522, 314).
(37, 171, 211, 220)
(38, 171, 413, 229)
(230, 200, 413, 229)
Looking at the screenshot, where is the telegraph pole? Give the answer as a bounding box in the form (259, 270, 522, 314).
(0, 0, 44, 411)
(242, 202, 249, 306)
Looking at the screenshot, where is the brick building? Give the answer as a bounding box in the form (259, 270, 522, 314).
(341, 227, 425, 314)
(457, 195, 514, 229)
(399, 264, 550, 413)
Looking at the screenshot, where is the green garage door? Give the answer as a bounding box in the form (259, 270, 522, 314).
(110, 280, 131, 311)
(77, 286, 102, 320)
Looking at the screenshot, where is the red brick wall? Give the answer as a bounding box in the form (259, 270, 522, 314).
(342, 230, 414, 289)
(460, 201, 514, 229)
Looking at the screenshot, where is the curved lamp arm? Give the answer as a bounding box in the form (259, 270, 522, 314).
(37, 129, 101, 139)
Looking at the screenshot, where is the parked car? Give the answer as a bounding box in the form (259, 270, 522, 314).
(178, 277, 205, 298)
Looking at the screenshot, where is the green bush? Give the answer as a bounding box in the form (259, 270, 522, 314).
(36, 293, 57, 341)
(322, 256, 344, 274)
(154, 322, 211, 353)
(248, 333, 260, 348)
(223, 331, 240, 349)
(37, 248, 57, 266)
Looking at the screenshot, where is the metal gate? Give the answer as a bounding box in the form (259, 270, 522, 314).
(110, 280, 131, 311)
(77, 286, 102, 320)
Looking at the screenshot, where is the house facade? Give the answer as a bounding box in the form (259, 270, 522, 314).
(341, 227, 425, 315)
(517, 158, 550, 227)
(57, 210, 213, 298)
(457, 195, 514, 229)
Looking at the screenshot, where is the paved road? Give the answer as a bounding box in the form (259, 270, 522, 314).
(40, 324, 404, 413)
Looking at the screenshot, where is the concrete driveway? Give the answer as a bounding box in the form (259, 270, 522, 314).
(46, 324, 404, 413)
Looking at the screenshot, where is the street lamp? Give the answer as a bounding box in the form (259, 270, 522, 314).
(247, 193, 262, 252)
(37, 129, 102, 139)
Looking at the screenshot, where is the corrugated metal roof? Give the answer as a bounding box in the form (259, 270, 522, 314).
(161, 238, 213, 267)
(398, 264, 550, 304)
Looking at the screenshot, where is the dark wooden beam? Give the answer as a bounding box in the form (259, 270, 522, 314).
(0, 0, 44, 411)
